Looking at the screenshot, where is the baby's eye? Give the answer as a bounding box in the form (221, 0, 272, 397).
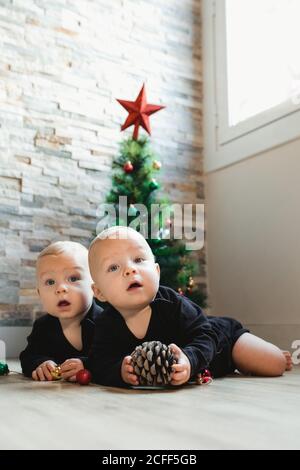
(45, 279, 55, 286)
(68, 275, 80, 283)
(134, 257, 144, 263)
(108, 264, 119, 272)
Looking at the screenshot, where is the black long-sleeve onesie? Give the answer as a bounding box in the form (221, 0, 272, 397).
(88, 286, 248, 387)
(20, 300, 103, 377)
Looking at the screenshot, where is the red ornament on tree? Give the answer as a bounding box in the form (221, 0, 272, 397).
(117, 84, 165, 140)
(76, 369, 92, 385)
(123, 161, 134, 173)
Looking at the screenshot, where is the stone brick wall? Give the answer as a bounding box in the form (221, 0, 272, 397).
(0, 0, 204, 325)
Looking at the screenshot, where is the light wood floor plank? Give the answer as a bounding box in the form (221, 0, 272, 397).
(1, 360, 299, 450)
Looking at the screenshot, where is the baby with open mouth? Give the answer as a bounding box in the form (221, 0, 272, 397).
(87, 225, 291, 388)
(20, 241, 103, 381)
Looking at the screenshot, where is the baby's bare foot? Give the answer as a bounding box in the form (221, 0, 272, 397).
(282, 351, 293, 371)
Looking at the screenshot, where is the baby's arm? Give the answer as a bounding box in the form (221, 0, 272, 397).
(88, 314, 133, 387)
(19, 318, 57, 379)
(169, 343, 191, 386)
(121, 356, 139, 386)
(178, 296, 219, 377)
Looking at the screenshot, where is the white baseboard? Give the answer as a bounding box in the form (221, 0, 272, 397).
(0, 327, 31, 360)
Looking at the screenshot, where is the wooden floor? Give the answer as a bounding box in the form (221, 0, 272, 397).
(1, 360, 300, 450)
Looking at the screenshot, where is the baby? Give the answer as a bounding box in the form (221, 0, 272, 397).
(88, 226, 292, 387)
(20, 241, 103, 381)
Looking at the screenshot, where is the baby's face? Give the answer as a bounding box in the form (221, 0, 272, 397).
(91, 234, 160, 315)
(37, 251, 93, 320)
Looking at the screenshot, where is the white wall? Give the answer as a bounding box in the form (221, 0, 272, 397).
(0, 327, 31, 359)
(206, 138, 300, 351)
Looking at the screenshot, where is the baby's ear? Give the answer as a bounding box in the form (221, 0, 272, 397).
(155, 263, 160, 278)
(92, 283, 107, 302)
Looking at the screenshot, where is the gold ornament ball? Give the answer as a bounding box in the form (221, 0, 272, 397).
(51, 366, 62, 380)
(152, 160, 162, 170)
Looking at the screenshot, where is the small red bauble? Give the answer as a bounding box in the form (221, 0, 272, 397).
(123, 161, 134, 173)
(202, 376, 211, 384)
(76, 369, 92, 385)
(196, 369, 213, 385)
(203, 369, 212, 378)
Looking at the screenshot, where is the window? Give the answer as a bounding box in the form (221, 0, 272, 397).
(203, 0, 300, 172)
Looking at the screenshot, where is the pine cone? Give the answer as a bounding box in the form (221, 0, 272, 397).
(131, 341, 176, 386)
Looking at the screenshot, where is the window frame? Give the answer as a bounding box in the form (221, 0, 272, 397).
(203, 0, 300, 172)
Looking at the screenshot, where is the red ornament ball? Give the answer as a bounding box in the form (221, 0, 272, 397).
(76, 369, 92, 385)
(123, 161, 134, 173)
(202, 376, 211, 384)
(203, 369, 212, 378)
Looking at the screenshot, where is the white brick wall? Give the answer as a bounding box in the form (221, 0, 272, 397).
(0, 0, 204, 324)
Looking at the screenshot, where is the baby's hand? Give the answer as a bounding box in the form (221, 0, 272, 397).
(32, 360, 57, 381)
(121, 356, 139, 386)
(169, 343, 191, 386)
(60, 358, 84, 382)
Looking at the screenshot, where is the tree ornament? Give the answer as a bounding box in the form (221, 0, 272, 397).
(0, 361, 9, 375)
(76, 369, 92, 385)
(149, 178, 159, 190)
(50, 366, 62, 380)
(152, 160, 162, 170)
(128, 204, 138, 216)
(158, 227, 170, 239)
(178, 287, 184, 295)
(196, 369, 213, 385)
(123, 161, 134, 173)
(131, 341, 176, 386)
(117, 84, 165, 140)
(187, 276, 195, 288)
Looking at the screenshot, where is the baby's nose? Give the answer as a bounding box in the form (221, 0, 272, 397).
(56, 283, 68, 293)
(124, 265, 137, 276)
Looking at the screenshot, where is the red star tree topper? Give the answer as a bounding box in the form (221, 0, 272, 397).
(116, 84, 165, 140)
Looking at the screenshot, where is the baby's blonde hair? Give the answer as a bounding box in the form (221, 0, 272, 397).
(36, 241, 92, 291)
(37, 240, 88, 261)
(90, 225, 146, 243)
(89, 226, 153, 254)
(88, 226, 155, 278)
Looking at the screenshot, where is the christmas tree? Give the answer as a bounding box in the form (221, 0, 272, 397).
(101, 85, 206, 306)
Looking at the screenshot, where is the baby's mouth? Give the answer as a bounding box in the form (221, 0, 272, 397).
(127, 282, 142, 291)
(57, 300, 71, 307)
